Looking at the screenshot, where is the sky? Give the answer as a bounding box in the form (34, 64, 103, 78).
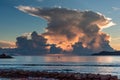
(0, 0, 120, 50)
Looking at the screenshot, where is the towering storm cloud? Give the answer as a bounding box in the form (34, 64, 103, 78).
(17, 6, 115, 54)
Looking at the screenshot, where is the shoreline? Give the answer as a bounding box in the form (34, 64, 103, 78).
(0, 69, 119, 80)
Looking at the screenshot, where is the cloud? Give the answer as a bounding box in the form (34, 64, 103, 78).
(16, 5, 40, 17)
(16, 31, 63, 54)
(111, 37, 120, 41)
(17, 6, 114, 54)
(49, 44, 62, 53)
(0, 40, 16, 48)
(16, 31, 48, 49)
(37, 0, 44, 2)
(112, 7, 120, 11)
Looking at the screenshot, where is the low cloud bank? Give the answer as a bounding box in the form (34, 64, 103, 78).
(0, 41, 16, 48)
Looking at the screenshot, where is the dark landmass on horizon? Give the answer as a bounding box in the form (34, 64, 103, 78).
(92, 51, 120, 56)
(0, 53, 13, 58)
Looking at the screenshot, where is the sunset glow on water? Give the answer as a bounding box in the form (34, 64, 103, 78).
(0, 55, 120, 78)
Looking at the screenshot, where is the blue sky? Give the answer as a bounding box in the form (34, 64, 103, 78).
(0, 0, 120, 50)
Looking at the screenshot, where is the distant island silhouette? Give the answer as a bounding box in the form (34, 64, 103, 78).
(0, 53, 13, 58)
(92, 51, 120, 56)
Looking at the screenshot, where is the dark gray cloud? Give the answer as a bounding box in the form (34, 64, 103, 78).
(16, 31, 48, 49)
(16, 31, 63, 54)
(17, 6, 115, 54)
(49, 44, 62, 54)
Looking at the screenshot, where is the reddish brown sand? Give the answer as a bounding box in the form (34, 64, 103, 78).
(0, 70, 119, 80)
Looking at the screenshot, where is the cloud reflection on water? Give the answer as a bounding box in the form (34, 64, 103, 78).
(45, 54, 113, 63)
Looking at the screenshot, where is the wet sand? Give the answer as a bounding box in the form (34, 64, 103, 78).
(0, 69, 119, 80)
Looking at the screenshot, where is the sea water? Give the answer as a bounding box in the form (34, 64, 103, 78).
(0, 54, 120, 78)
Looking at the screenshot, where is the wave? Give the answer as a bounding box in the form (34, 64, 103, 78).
(0, 64, 120, 67)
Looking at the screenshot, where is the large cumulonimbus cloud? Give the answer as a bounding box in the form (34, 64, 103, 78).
(16, 5, 115, 54)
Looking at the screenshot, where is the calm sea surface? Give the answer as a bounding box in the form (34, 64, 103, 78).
(0, 54, 120, 78)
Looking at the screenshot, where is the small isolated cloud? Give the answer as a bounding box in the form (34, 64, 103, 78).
(17, 5, 115, 55)
(15, 5, 40, 17)
(0, 40, 16, 48)
(112, 7, 120, 11)
(37, 0, 43, 2)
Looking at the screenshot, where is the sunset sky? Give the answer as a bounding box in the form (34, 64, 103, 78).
(0, 0, 120, 50)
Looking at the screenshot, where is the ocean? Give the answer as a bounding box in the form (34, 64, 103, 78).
(0, 54, 120, 78)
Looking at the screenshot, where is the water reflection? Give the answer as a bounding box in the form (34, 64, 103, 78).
(45, 54, 114, 63)
(0, 55, 120, 78)
(44, 54, 120, 77)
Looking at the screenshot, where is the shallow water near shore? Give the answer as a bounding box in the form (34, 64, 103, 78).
(0, 54, 120, 79)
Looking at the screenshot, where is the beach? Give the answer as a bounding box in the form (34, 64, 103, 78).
(0, 69, 118, 80)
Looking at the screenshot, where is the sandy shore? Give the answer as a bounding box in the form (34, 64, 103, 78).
(0, 69, 119, 80)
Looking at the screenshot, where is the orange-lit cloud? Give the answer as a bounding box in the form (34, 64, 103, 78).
(110, 37, 120, 50)
(17, 6, 115, 54)
(0, 40, 16, 48)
